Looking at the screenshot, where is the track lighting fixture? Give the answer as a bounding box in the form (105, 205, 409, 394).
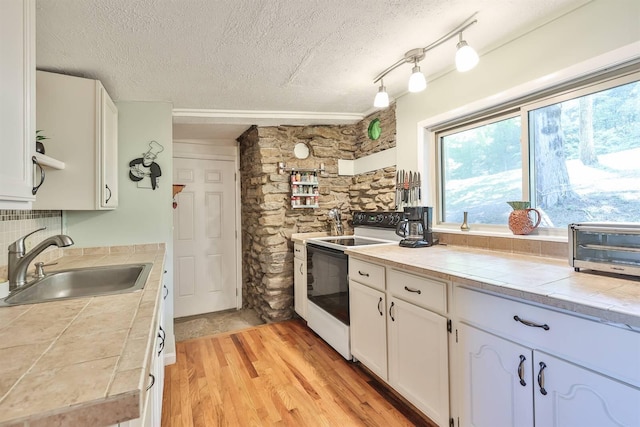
(373, 79, 390, 108)
(408, 60, 427, 93)
(455, 33, 479, 72)
(372, 13, 479, 108)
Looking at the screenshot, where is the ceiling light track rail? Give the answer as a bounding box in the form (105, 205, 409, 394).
(372, 12, 479, 108)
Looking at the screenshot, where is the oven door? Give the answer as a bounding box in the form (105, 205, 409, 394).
(306, 243, 349, 325)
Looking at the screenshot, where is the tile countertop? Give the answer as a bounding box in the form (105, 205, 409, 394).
(0, 244, 166, 427)
(344, 243, 640, 330)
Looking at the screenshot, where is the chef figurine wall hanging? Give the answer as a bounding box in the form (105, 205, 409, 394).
(129, 140, 164, 190)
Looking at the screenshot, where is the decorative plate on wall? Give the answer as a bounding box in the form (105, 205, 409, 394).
(368, 118, 381, 140)
(294, 142, 310, 159)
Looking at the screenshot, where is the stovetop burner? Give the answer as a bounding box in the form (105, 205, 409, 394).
(307, 235, 395, 251)
(319, 237, 388, 247)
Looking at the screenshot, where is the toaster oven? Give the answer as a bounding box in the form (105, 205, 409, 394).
(569, 223, 640, 277)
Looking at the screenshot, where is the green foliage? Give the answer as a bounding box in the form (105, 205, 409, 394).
(36, 130, 49, 142)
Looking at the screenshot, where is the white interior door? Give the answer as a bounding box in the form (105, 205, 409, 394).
(173, 157, 237, 318)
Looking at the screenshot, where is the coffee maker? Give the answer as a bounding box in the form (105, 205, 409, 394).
(395, 206, 436, 248)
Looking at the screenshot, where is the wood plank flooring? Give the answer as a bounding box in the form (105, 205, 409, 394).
(162, 319, 437, 427)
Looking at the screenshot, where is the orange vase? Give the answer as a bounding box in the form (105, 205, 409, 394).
(507, 202, 541, 235)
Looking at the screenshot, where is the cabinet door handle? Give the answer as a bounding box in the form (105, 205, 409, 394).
(404, 286, 421, 295)
(299, 264, 303, 274)
(377, 297, 383, 316)
(517, 355, 527, 386)
(389, 301, 395, 321)
(163, 284, 169, 300)
(358, 270, 370, 277)
(105, 184, 112, 203)
(32, 156, 45, 195)
(146, 373, 155, 391)
(537, 361, 548, 395)
(514, 315, 550, 331)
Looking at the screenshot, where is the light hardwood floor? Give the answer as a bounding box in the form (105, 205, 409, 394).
(162, 319, 437, 426)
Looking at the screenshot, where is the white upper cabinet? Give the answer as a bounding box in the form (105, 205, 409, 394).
(0, 0, 35, 209)
(33, 71, 118, 210)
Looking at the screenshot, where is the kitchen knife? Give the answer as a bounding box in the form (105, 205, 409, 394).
(404, 172, 409, 204)
(395, 170, 400, 209)
(409, 172, 414, 206)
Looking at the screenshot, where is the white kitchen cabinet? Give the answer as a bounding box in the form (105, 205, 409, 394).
(458, 323, 534, 427)
(294, 243, 307, 319)
(387, 269, 450, 427)
(348, 258, 451, 427)
(34, 70, 118, 210)
(117, 307, 165, 427)
(0, 0, 35, 208)
(349, 280, 387, 379)
(534, 351, 640, 427)
(454, 286, 640, 427)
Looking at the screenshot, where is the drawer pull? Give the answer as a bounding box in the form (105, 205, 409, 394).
(377, 297, 383, 316)
(32, 156, 46, 195)
(517, 355, 527, 386)
(404, 286, 422, 295)
(514, 315, 550, 331)
(537, 362, 548, 395)
(389, 301, 395, 321)
(163, 284, 169, 300)
(358, 270, 370, 277)
(146, 373, 155, 391)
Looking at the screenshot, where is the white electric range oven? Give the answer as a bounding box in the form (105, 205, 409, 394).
(305, 211, 402, 360)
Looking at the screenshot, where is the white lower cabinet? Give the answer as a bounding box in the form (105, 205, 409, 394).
(294, 257, 306, 319)
(117, 311, 166, 427)
(455, 286, 640, 427)
(534, 351, 640, 427)
(388, 297, 449, 427)
(459, 324, 535, 427)
(349, 280, 387, 379)
(349, 258, 451, 427)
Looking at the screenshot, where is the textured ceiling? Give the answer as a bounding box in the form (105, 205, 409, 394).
(36, 0, 588, 139)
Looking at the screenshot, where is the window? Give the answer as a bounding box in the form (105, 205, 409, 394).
(440, 115, 521, 226)
(436, 70, 640, 231)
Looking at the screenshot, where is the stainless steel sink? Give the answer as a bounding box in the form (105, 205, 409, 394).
(1, 263, 153, 306)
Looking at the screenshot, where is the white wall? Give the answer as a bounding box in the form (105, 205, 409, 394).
(64, 101, 175, 362)
(395, 0, 640, 171)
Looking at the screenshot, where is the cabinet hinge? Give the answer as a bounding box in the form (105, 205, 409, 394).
(456, 329, 459, 343)
(447, 319, 452, 333)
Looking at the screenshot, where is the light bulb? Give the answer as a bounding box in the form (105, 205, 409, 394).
(373, 84, 389, 108)
(455, 40, 479, 72)
(408, 64, 427, 92)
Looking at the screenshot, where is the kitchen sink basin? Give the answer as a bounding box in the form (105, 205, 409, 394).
(2, 263, 153, 306)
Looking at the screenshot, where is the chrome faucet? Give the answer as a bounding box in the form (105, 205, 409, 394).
(328, 208, 344, 236)
(7, 228, 74, 291)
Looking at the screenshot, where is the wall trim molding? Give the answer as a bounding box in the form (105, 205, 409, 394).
(172, 108, 364, 126)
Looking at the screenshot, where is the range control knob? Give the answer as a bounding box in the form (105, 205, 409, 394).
(390, 213, 402, 225)
(353, 213, 365, 225)
(376, 214, 384, 223)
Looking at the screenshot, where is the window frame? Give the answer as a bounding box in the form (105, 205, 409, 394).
(431, 67, 640, 238)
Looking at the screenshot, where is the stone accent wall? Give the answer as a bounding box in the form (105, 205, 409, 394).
(238, 105, 397, 322)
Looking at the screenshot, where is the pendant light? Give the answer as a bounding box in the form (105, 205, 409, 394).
(455, 33, 479, 72)
(373, 79, 390, 108)
(408, 61, 427, 93)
